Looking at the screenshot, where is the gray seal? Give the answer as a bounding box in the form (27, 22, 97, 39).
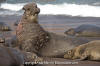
(0, 46, 24, 66)
(64, 40, 100, 61)
(64, 24, 100, 37)
(0, 22, 11, 31)
(0, 46, 42, 66)
(16, 3, 98, 58)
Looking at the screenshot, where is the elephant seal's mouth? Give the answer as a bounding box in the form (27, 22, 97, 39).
(23, 2, 40, 16)
(22, 3, 40, 22)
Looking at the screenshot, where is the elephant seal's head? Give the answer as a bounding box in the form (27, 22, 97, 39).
(64, 28, 75, 36)
(64, 49, 75, 59)
(22, 3, 40, 22)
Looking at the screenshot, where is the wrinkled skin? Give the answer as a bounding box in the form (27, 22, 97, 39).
(22, 2, 40, 23)
(64, 40, 100, 61)
(0, 46, 24, 66)
(64, 24, 100, 37)
(64, 49, 75, 59)
(0, 46, 43, 66)
(16, 3, 100, 58)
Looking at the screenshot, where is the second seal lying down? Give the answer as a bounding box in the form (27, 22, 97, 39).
(16, 3, 98, 57)
(64, 24, 100, 37)
(64, 40, 100, 61)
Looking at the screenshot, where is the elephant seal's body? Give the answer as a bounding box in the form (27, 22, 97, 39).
(64, 40, 100, 61)
(0, 46, 42, 66)
(16, 3, 98, 57)
(65, 25, 100, 37)
(0, 46, 24, 66)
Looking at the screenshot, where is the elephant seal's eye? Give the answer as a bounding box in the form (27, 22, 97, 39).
(68, 50, 72, 54)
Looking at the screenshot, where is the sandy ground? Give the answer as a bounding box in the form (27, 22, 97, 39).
(0, 15, 100, 35)
(0, 15, 100, 66)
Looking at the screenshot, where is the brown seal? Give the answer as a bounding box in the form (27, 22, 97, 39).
(64, 24, 100, 37)
(0, 46, 24, 66)
(16, 3, 97, 57)
(64, 40, 100, 61)
(0, 37, 5, 46)
(0, 22, 11, 31)
(0, 46, 43, 66)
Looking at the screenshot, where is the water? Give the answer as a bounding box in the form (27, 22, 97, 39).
(0, 0, 100, 17)
(4, 0, 100, 5)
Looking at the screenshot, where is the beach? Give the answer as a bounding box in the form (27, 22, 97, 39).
(0, 15, 100, 66)
(0, 15, 100, 35)
(0, 0, 100, 66)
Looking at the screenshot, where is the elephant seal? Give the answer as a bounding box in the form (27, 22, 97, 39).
(64, 40, 100, 61)
(0, 37, 5, 46)
(0, 37, 5, 43)
(64, 24, 100, 37)
(16, 3, 96, 57)
(0, 46, 43, 66)
(0, 46, 24, 66)
(0, 22, 11, 31)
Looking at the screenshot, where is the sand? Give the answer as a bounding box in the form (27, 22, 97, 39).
(0, 15, 100, 66)
(0, 15, 100, 35)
